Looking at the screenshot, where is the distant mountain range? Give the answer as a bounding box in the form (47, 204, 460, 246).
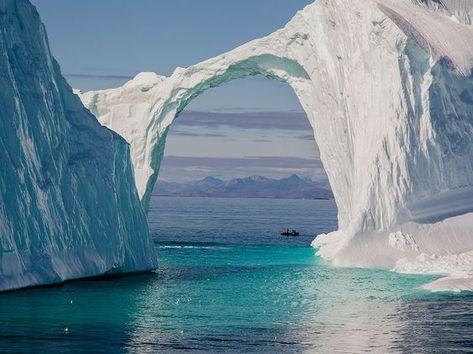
(153, 175, 333, 199)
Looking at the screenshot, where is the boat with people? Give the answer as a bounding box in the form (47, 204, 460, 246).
(281, 228, 300, 237)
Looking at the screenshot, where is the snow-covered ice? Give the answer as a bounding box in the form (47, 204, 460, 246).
(79, 0, 473, 291)
(4, 0, 473, 293)
(78, 0, 473, 292)
(0, 0, 470, 293)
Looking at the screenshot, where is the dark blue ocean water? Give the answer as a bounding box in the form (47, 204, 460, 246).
(1, 196, 473, 353)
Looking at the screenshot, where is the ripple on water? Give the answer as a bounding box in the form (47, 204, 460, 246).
(1, 197, 472, 352)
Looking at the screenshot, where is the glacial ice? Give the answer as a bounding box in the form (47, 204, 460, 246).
(0, 0, 156, 292)
(79, 0, 473, 291)
(79, 0, 473, 292)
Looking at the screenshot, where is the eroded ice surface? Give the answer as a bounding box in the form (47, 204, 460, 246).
(79, 0, 473, 291)
(0, 0, 156, 292)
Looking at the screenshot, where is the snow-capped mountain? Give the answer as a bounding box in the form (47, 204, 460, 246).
(154, 175, 333, 199)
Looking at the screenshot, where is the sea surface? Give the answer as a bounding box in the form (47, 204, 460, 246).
(1, 196, 473, 353)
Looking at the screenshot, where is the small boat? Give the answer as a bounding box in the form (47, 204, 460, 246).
(281, 229, 300, 237)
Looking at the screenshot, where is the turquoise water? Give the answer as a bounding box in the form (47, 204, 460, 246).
(1, 197, 473, 353)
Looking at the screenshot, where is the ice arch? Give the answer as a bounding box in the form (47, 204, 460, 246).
(138, 53, 315, 211)
(82, 53, 317, 211)
(80, 0, 473, 289)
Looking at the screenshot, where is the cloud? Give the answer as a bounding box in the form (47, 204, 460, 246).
(161, 156, 322, 168)
(296, 134, 315, 141)
(173, 111, 312, 131)
(169, 129, 226, 138)
(251, 139, 272, 143)
(64, 73, 134, 80)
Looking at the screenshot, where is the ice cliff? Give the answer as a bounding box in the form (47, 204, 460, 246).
(80, 0, 473, 291)
(0, 0, 156, 292)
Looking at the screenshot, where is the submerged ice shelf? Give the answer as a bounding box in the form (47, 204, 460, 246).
(80, 0, 473, 292)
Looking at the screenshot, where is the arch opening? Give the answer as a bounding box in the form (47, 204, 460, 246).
(151, 73, 337, 244)
(143, 54, 316, 211)
(79, 48, 345, 246)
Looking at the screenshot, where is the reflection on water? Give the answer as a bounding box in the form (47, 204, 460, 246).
(1, 197, 472, 352)
(0, 245, 472, 353)
(397, 297, 473, 352)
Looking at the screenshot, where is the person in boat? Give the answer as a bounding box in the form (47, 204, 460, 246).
(281, 228, 299, 236)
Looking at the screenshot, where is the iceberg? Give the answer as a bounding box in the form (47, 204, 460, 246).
(0, 0, 156, 292)
(80, 0, 473, 291)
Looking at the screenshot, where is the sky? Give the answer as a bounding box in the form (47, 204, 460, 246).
(159, 111, 325, 181)
(31, 0, 326, 182)
(31, 0, 313, 108)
